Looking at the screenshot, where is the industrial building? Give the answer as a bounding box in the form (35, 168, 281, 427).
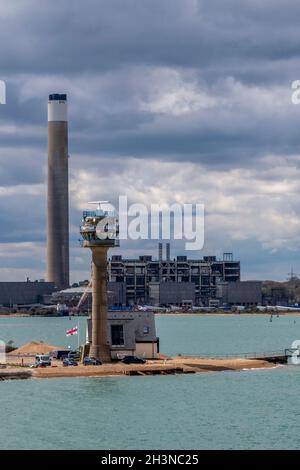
(52, 281, 126, 310)
(108, 281, 126, 307)
(0, 281, 55, 307)
(108, 245, 240, 306)
(53, 249, 240, 308)
(261, 279, 300, 306)
(148, 282, 195, 307)
(86, 311, 159, 359)
(216, 281, 262, 307)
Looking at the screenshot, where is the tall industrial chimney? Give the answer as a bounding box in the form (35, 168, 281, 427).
(47, 94, 69, 290)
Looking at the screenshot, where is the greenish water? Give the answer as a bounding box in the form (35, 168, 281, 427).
(1, 314, 299, 356)
(1, 314, 300, 450)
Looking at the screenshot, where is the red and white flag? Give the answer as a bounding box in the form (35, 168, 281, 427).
(66, 326, 78, 337)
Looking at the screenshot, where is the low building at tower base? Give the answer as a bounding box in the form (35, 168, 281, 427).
(86, 310, 159, 360)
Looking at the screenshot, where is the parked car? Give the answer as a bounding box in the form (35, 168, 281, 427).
(35, 355, 51, 367)
(121, 356, 146, 365)
(83, 357, 102, 366)
(63, 358, 78, 367)
(68, 350, 81, 361)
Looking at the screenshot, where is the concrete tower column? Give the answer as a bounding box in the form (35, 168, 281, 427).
(89, 246, 111, 362)
(47, 94, 69, 290)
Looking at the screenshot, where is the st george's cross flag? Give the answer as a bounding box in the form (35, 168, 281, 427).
(66, 326, 78, 337)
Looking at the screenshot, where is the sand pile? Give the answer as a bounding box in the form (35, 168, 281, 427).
(10, 341, 63, 356)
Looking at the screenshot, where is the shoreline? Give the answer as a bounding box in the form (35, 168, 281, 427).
(1, 312, 300, 318)
(2, 356, 276, 381)
(155, 312, 300, 317)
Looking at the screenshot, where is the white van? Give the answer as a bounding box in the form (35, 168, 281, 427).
(35, 355, 51, 367)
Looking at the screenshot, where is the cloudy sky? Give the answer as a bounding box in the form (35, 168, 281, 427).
(0, 0, 300, 282)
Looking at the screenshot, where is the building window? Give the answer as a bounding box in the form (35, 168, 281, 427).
(111, 325, 124, 346)
(143, 326, 150, 335)
(136, 276, 145, 285)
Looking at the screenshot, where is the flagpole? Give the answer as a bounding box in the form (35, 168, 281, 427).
(77, 318, 80, 351)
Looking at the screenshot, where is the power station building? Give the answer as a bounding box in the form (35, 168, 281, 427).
(108, 246, 240, 306)
(216, 281, 262, 307)
(47, 93, 70, 291)
(0, 281, 55, 307)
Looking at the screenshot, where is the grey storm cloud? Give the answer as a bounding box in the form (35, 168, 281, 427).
(1, 0, 300, 74)
(0, 0, 300, 169)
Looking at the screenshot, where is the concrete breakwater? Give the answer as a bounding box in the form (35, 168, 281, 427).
(0, 369, 32, 380)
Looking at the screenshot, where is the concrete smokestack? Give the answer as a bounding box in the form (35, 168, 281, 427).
(47, 94, 69, 290)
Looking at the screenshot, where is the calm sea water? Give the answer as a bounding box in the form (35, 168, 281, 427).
(1, 314, 300, 450)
